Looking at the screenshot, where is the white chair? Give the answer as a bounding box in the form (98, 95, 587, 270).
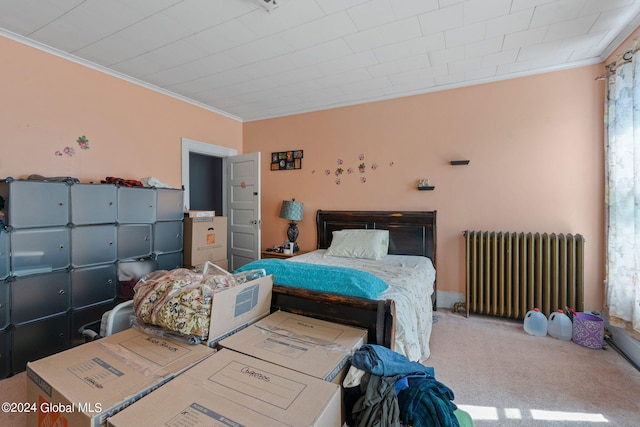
(80, 300, 134, 341)
(100, 300, 135, 337)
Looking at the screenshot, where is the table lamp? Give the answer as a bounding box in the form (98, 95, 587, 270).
(279, 199, 303, 252)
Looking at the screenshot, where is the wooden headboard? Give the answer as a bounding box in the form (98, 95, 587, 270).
(316, 210, 437, 307)
(270, 210, 437, 350)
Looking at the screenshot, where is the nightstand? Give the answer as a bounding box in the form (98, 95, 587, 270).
(261, 250, 305, 259)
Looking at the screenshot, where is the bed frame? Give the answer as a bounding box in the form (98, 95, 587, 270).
(270, 210, 437, 350)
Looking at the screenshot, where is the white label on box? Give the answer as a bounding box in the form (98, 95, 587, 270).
(166, 403, 245, 427)
(208, 360, 306, 410)
(118, 335, 195, 366)
(234, 284, 260, 317)
(68, 358, 125, 389)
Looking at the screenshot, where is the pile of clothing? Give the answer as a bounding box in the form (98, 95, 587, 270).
(343, 344, 471, 427)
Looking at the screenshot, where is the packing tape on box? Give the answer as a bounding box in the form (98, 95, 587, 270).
(254, 324, 356, 354)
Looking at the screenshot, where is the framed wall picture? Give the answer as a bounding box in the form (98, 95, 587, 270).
(271, 150, 303, 170)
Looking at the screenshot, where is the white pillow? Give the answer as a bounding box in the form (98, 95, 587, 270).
(325, 229, 389, 260)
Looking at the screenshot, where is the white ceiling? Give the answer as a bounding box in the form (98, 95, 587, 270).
(2, 0, 640, 122)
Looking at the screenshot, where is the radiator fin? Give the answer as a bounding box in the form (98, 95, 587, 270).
(464, 231, 584, 319)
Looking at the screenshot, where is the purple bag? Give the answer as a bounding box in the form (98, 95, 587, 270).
(572, 313, 604, 349)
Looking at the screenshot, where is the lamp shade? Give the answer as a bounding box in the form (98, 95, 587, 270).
(279, 200, 304, 221)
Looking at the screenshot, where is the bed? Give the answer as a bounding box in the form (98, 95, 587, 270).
(264, 210, 437, 362)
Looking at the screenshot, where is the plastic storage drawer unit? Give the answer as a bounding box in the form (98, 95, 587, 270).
(71, 224, 117, 267)
(71, 263, 117, 309)
(117, 224, 152, 259)
(11, 270, 71, 325)
(10, 227, 71, 276)
(11, 313, 70, 374)
(70, 183, 117, 225)
(0, 179, 70, 228)
(153, 221, 183, 253)
(155, 188, 184, 221)
(0, 232, 9, 280)
(117, 187, 156, 224)
(0, 283, 9, 329)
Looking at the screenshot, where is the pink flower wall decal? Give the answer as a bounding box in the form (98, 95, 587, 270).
(55, 135, 91, 157)
(77, 135, 90, 150)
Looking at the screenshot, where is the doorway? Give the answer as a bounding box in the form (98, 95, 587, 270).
(181, 138, 237, 212)
(188, 152, 223, 212)
(181, 138, 262, 270)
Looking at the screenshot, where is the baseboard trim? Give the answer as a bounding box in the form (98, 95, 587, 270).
(435, 291, 465, 312)
(435, 294, 640, 372)
(605, 322, 640, 372)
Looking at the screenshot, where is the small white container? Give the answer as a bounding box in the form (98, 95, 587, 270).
(524, 308, 547, 336)
(548, 310, 573, 340)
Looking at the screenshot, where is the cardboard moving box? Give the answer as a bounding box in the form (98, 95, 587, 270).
(107, 348, 342, 427)
(26, 328, 214, 427)
(183, 213, 227, 267)
(204, 273, 274, 347)
(219, 311, 367, 383)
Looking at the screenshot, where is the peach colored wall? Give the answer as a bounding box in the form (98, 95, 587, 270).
(0, 36, 242, 187)
(244, 65, 606, 311)
(1, 33, 608, 312)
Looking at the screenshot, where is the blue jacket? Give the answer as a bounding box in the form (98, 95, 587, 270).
(350, 344, 435, 377)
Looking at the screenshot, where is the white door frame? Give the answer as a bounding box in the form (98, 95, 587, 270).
(181, 138, 237, 212)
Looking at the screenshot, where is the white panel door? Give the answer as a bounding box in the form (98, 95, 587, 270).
(227, 152, 261, 271)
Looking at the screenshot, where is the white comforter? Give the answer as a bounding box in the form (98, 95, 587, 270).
(288, 250, 435, 361)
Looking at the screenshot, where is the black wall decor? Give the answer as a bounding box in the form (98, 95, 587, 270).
(271, 150, 303, 170)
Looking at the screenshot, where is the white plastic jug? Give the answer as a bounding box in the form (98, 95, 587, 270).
(548, 310, 572, 340)
(524, 308, 547, 336)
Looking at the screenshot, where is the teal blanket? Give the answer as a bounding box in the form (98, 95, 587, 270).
(234, 259, 388, 299)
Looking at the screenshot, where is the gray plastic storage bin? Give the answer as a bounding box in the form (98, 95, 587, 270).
(0, 179, 70, 228)
(155, 250, 183, 270)
(11, 313, 70, 374)
(11, 270, 71, 325)
(71, 224, 117, 267)
(10, 227, 71, 276)
(0, 231, 9, 280)
(155, 188, 184, 221)
(0, 283, 8, 329)
(153, 221, 183, 253)
(70, 183, 117, 225)
(0, 329, 9, 379)
(117, 187, 156, 223)
(117, 223, 152, 259)
(71, 263, 117, 309)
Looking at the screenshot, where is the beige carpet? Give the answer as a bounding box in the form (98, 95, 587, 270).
(428, 311, 640, 426)
(1, 311, 639, 426)
(0, 370, 26, 427)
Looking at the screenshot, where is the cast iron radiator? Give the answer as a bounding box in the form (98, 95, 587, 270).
(462, 231, 585, 319)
